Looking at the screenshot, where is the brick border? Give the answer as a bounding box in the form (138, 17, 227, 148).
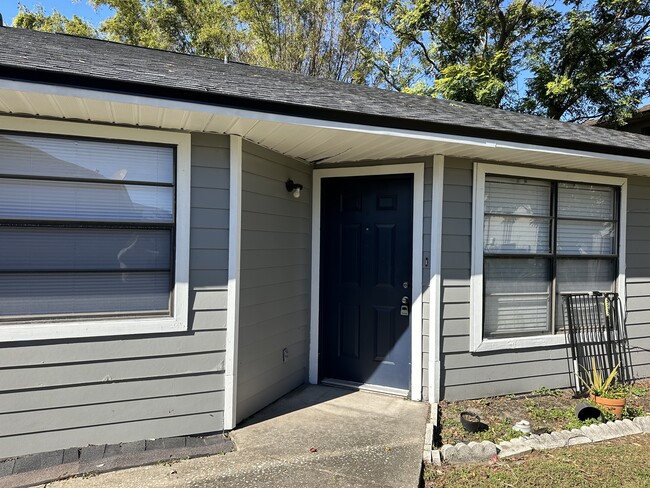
(0, 434, 233, 488)
(433, 416, 650, 465)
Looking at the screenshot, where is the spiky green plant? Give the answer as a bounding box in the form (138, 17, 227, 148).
(579, 358, 621, 399)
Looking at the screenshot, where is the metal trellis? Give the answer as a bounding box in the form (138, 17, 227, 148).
(563, 292, 632, 393)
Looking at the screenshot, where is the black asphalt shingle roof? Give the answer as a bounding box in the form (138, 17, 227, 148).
(1, 26, 649, 160)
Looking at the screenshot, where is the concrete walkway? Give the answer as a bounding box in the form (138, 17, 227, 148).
(51, 385, 429, 488)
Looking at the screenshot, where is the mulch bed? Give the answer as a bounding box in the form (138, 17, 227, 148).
(437, 380, 650, 446)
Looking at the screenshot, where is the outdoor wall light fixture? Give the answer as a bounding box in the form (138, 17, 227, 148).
(285, 179, 303, 199)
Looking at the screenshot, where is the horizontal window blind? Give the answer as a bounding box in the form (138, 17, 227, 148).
(557, 259, 616, 295)
(0, 272, 170, 316)
(484, 258, 550, 337)
(0, 228, 171, 270)
(484, 216, 550, 254)
(483, 174, 618, 339)
(557, 220, 615, 255)
(0, 134, 174, 183)
(0, 179, 173, 222)
(0, 132, 175, 322)
(485, 177, 551, 216)
(558, 183, 615, 220)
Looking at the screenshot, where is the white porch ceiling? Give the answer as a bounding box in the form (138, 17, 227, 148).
(1, 82, 650, 177)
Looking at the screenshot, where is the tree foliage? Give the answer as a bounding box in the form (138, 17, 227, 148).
(85, 0, 242, 58)
(521, 0, 650, 122)
(11, 0, 650, 123)
(37, 0, 373, 82)
(360, 0, 650, 122)
(235, 0, 372, 81)
(13, 4, 98, 37)
(359, 0, 549, 109)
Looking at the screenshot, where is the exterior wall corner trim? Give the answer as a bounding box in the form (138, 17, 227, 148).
(428, 154, 445, 403)
(224, 134, 242, 430)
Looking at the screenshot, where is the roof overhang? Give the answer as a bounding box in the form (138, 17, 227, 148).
(2, 79, 650, 177)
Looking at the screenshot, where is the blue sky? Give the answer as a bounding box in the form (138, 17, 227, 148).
(4, 1, 112, 25)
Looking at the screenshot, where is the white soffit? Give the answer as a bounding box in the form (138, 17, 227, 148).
(1, 82, 650, 176)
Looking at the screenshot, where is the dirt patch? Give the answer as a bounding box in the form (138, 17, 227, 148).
(437, 381, 650, 446)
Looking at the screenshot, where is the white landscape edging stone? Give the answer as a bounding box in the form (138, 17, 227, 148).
(440, 441, 497, 465)
(433, 415, 650, 464)
(423, 403, 439, 465)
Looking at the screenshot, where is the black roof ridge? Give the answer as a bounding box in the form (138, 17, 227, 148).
(7, 25, 205, 60)
(5, 25, 259, 65)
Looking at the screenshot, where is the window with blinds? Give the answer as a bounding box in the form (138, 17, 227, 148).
(0, 132, 175, 321)
(483, 175, 618, 338)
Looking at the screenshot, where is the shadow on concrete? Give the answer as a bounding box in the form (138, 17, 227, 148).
(238, 383, 354, 429)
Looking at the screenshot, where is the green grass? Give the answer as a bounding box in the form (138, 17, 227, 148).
(524, 401, 573, 423)
(473, 418, 527, 444)
(425, 435, 650, 487)
(531, 387, 563, 397)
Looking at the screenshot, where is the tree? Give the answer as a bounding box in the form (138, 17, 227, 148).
(360, 0, 650, 122)
(235, 0, 372, 81)
(83, 0, 373, 81)
(85, 0, 244, 59)
(13, 4, 98, 38)
(358, 0, 550, 109)
(521, 0, 650, 123)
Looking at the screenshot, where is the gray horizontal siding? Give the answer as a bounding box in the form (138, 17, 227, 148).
(0, 132, 230, 458)
(624, 177, 650, 379)
(438, 159, 650, 401)
(439, 158, 568, 400)
(237, 140, 312, 423)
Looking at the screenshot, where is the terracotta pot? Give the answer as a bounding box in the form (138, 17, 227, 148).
(590, 394, 626, 419)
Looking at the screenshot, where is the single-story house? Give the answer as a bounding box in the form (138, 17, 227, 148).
(0, 26, 649, 460)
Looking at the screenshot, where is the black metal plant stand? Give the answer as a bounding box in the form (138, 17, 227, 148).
(564, 292, 632, 393)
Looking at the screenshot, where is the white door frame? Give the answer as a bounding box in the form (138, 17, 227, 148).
(309, 163, 425, 400)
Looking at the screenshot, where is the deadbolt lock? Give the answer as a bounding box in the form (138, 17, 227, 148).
(401, 296, 409, 316)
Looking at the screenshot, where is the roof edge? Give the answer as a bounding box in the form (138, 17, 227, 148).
(3, 65, 650, 162)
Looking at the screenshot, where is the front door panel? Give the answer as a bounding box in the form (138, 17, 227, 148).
(320, 174, 413, 390)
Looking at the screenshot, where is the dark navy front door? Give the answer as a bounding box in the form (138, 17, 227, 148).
(319, 174, 413, 390)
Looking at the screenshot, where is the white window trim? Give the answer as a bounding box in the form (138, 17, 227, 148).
(0, 116, 191, 342)
(470, 163, 627, 353)
(310, 163, 424, 401)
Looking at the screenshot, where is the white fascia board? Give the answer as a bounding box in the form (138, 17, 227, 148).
(2, 79, 649, 168)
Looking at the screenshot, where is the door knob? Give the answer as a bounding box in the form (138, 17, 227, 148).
(401, 296, 410, 305)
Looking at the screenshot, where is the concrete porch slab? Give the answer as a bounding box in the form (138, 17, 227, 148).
(50, 385, 429, 488)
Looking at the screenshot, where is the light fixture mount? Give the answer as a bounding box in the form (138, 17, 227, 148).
(285, 179, 303, 198)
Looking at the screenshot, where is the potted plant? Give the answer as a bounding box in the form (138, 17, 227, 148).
(579, 359, 627, 419)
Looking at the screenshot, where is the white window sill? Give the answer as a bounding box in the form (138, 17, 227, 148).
(0, 316, 187, 343)
(471, 333, 567, 353)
